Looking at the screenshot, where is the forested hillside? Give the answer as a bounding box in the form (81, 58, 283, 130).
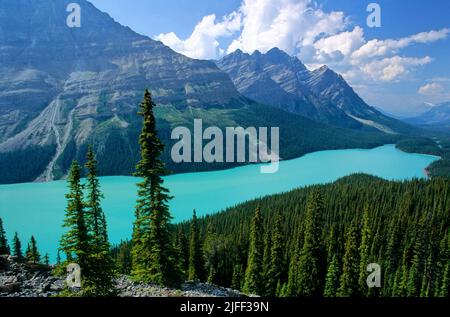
(163, 174, 449, 297)
(396, 136, 450, 179)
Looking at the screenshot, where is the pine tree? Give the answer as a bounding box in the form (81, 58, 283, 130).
(116, 241, 132, 275)
(25, 236, 40, 264)
(296, 190, 325, 296)
(175, 227, 188, 275)
(265, 211, 284, 296)
(324, 255, 340, 297)
(44, 253, 50, 266)
(358, 207, 371, 296)
(0, 218, 10, 255)
(84, 147, 116, 296)
(203, 221, 220, 283)
(231, 264, 244, 291)
(243, 207, 264, 295)
(407, 216, 428, 297)
(188, 210, 204, 281)
(59, 161, 89, 275)
(131, 89, 177, 286)
(12, 232, 23, 262)
(338, 224, 359, 297)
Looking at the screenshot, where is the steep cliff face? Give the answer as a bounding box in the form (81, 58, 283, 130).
(0, 0, 243, 182)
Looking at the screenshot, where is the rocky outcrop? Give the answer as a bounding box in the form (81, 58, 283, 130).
(0, 255, 64, 297)
(0, 255, 243, 297)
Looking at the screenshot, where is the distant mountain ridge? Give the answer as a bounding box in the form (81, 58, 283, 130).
(405, 101, 450, 129)
(217, 48, 412, 134)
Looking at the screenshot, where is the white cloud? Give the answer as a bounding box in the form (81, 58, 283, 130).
(351, 28, 450, 60)
(311, 26, 365, 63)
(360, 56, 432, 82)
(227, 0, 347, 55)
(154, 0, 447, 85)
(418, 82, 444, 95)
(156, 12, 241, 60)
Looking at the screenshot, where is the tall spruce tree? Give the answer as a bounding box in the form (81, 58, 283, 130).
(188, 210, 204, 281)
(25, 236, 40, 264)
(0, 218, 10, 255)
(60, 161, 90, 275)
(12, 232, 23, 262)
(265, 211, 284, 296)
(243, 207, 264, 295)
(131, 89, 177, 286)
(296, 190, 325, 296)
(84, 147, 116, 296)
(338, 224, 360, 297)
(358, 207, 371, 296)
(324, 255, 340, 297)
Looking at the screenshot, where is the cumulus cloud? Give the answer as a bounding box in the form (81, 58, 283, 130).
(360, 56, 432, 82)
(155, 0, 448, 83)
(227, 0, 347, 55)
(310, 26, 365, 63)
(156, 12, 241, 60)
(351, 28, 450, 60)
(418, 82, 444, 96)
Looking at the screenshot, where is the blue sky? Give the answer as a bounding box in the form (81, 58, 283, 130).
(89, 0, 450, 117)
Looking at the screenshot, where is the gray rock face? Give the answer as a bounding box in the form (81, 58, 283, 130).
(0, 256, 243, 297)
(217, 48, 409, 133)
(0, 0, 242, 182)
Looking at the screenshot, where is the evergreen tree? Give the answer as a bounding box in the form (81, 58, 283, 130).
(265, 211, 284, 296)
(231, 264, 244, 291)
(338, 224, 359, 296)
(116, 241, 132, 275)
(188, 210, 204, 281)
(358, 207, 371, 296)
(12, 232, 23, 262)
(59, 161, 90, 277)
(407, 216, 428, 297)
(44, 253, 50, 266)
(0, 217, 10, 255)
(25, 236, 40, 264)
(243, 207, 264, 295)
(296, 190, 325, 296)
(175, 228, 188, 275)
(84, 147, 116, 296)
(324, 255, 340, 297)
(203, 221, 220, 283)
(131, 89, 176, 286)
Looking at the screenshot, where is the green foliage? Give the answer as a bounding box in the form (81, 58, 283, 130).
(242, 208, 264, 295)
(296, 190, 326, 296)
(25, 236, 40, 264)
(188, 210, 204, 281)
(0, 145, 55, 184)
(175, 174, 449, 297)
(12, 232, 23, 261)
(264, 211, 284, 296)
(0, 218, 9, 255)
(131, 89, 179, 287)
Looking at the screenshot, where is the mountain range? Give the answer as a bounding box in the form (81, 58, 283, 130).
(216, 48, 412, 134)
(0, 0, 413, 184)
(406, 102, 450, 130)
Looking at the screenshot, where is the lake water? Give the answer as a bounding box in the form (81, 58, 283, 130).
(0, 145, 439, 261)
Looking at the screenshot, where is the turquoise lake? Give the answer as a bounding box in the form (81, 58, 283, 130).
(0, 145, 439, 261)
